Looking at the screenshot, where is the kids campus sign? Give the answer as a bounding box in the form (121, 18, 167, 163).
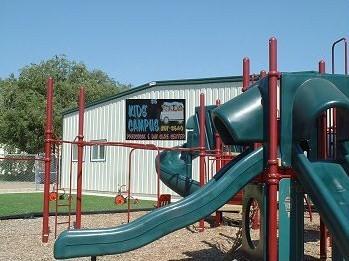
(125, 99, 186, 140)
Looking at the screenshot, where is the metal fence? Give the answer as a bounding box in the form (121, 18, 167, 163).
(0, 153, 59, 218)
(0, 154, 57, 193)
(0, 154, 39, 193)
(0, 154, 58, 193)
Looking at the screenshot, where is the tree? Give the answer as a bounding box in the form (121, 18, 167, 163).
(0, 55, 130, 154)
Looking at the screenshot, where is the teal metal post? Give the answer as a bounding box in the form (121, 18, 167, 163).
(278, 178, 291, 260)
(289, 178, 304, 260)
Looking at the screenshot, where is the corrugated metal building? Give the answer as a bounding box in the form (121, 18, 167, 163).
(61, 75, 244, 200)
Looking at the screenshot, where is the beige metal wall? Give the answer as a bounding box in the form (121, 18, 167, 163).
(61, 79, 242, 199)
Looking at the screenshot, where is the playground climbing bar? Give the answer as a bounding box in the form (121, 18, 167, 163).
(42, 77, 54, 243)
(267, 37, 279, 261)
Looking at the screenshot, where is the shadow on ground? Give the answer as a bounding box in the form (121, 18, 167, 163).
(169, 228, 323, 261)
(304, 228, 320, 243)
(168, 239, 249, 261)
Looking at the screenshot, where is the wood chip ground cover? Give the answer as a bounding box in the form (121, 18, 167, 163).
(0, 212, 331, 260)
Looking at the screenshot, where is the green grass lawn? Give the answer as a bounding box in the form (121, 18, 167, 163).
(0, 193, 155, 217)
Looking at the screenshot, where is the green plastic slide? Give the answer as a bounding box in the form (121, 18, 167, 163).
(54, 147, 264, 259)
(157, 148, 200, 197)
(293, 145, 349, 258)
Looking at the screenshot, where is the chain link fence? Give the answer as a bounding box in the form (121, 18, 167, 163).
(0, 154, 58, 193)
(0, 153, 58, 217)
(0, 154, 39, 192)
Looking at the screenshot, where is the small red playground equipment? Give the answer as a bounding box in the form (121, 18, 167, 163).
(114, 184, 139, 205)
(41, 37, 349, 260)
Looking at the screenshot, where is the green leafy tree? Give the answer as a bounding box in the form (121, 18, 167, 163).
(0, 55, 130, 154)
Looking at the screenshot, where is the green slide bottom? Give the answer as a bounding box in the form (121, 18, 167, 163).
(293, 146, 349, 258)
(54, 147, 264, 259)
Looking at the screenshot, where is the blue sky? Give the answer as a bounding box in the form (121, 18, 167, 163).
(0, 1, 348, 86)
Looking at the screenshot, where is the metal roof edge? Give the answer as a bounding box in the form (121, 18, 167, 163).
(62, 75, 244, 116)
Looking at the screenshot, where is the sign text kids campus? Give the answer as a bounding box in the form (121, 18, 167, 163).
(126, 99, 186, 140)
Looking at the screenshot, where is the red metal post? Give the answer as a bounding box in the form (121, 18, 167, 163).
(253, 66, 263, 227)
(267, 37, 279, 261)
(75, 87, 85, 229)
(68, 139, 75, 229)
(54, 145, 59, 238)
(329, 42, 339, 157)
(156, 150, 161, 207)
(199, 93, 206, 231)
(214, 98, 223, 226)
(319, 60, 325, 74)
(319, 60, 328, 260)
(242, 57, 250, 92)
(42, 77, 54, 243)
(127, 148, 136, 223)
(215, 99, 222, 172)
(319, 60, 327, 157)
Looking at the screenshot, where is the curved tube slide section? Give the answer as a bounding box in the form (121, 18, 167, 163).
(293, 145, 349, 258)
(212, 85, 264, 145)
(157, 149, 200, 197)
(54, 147, 264, 259)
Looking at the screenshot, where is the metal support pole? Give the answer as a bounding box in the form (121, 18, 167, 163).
(344, 39, 348, 75)
(329, 38, 342, 158)
(214, 99, 223, 226)
(42, 77, 54, 243)
(319, 60, 327, 159)
(127, 148, 136, 223)
(267, 37, 279, 261)
(242, 57, 250, 92)
(215, 99, 222, 172)
(318, 60, 328, 260)
(75, 87, 85, 229)
(156, 150, 161, 208)
(331, 37, 348, 75)
(199, 93, 206, 232)
(319, 60, 325, 74)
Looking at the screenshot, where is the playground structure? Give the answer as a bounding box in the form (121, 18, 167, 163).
(37, 36, 349, 260)
(42, 78, 244, 240)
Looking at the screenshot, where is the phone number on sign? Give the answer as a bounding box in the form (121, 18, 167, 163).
(126, 133, 185, 140)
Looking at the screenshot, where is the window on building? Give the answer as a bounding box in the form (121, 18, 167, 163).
(72, 144, 78, 161)
(91, 140, 106, 162)
(72, 144, 85, 162)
